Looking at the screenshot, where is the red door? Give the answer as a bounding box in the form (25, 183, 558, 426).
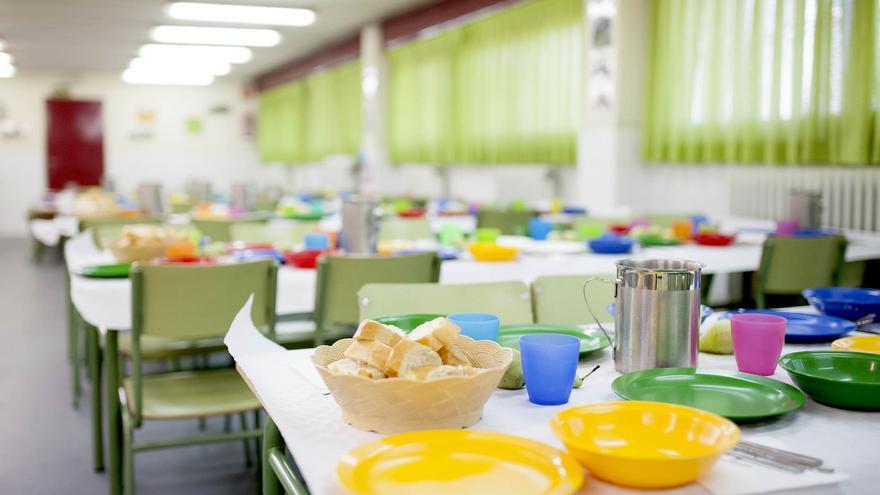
(46, 99, 104, 190)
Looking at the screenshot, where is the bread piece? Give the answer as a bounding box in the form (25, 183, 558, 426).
(385, 339, 442, 377)
(343, 340, 392, 371)
(401, 364, 477, 381)
(439, 343, 471, 366)
(353, 320, 404, 347)
(408, 317, 460, 351)
(327, 358, 386, 379)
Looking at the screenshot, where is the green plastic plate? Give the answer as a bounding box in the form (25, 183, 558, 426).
(612, 368, 805, 421)
(74, 263, 132, 279)
(639, 235, 680, 247)
(375, 314, 444, 332)
(498, 325, 610, 355)
(779, 351, 880, 410)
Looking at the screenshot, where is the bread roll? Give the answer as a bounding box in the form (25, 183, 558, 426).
(327, 358, 386, 379)
(439, 343, 471, 366)
(401, 364, 477, 381)
(385, 339, 442, 377)
(353, 320, 404, 347)
(343, 339, 392, 371)
(408, 317, 460, 351)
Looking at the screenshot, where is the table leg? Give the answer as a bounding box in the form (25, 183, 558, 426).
(86, 324, 104, 471)
(105, 330, 122, 495)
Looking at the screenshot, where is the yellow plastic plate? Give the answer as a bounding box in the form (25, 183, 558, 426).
(336, 430, 584, 495)
(832, 335, 880, 354)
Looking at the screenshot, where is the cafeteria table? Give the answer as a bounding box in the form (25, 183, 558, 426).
(227, 300, 879, 495)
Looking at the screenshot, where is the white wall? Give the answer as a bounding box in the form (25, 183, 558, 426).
(0, 71, 275, 236)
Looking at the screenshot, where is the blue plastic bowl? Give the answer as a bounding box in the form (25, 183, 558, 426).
(802, 287, 880, 321)
(795, 228, 837, 237)
(587, 235, 634, 254)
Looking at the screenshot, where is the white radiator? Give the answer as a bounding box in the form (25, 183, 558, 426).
(730, 166, 880, 232)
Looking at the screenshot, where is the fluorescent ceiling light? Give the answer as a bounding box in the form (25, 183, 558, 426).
(122, 68, 214, 86)
(151, 25, 281, 47)
(130, 56, 230, 76)
(0, 52, 12, 65)
(139, 43, 252, 64)
(167, 2, 315, 27)
(0, 64, 15, 78)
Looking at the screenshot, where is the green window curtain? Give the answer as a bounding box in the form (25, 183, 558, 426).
(304, 60, 362, 161)
(389, 0, 583, 166)
(643, 0, 880, 165)
(258, 81, 307, 164)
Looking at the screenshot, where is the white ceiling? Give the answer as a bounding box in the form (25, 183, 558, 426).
(0, 0, 435, 80)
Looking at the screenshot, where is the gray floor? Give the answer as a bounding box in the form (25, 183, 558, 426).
(0, 239, 257, 495)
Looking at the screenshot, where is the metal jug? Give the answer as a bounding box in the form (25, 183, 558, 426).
(789, 190, 822, 229)
(586, 259, 702, 373)
(341, 197, 380, 254)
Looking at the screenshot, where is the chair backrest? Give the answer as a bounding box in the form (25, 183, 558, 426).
(358, 281, 534, 325)
(378, 217, 435, 241)
(644, 213, 701, 228)
(532, 274, 615, 325)
(80, 217, 162, 247)
(314, 253, 440, 332)
(192, 218, 268, 243)
(759, 235, 847, 298)
(230, 221, 318, 249)
(129, 260, 276, 423)
(476, 209, 535, 235)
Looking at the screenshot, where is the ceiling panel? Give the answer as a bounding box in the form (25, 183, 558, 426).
(0, 0, 436, 79)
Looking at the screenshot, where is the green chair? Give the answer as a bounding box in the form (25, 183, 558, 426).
(120, 260, 277, 495)
(476, 208, 535, 235)
(755, 235, 847, 309)
(358, 281, 534, 324)
(313, 253, 440, 344)
(193, 218, 268, 243)
(262, 417, 309, 495)
(378, 217, 434, 241)
(532, 274, 615, 325)
(645, 213, 701, 228)
(230, 221, 319, 249)
(80, 217, 162, 248)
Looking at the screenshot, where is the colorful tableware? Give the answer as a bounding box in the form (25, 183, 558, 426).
(498, 325, 610, 356)
(587, 234, 633, 254)
(448, 312, 500, 341)
(832, 335, 880, 354)
(802, 287, 880, 321)
(693, 233, 736, 246)
(775, 218, 799, 236)
(74, 262, 132, 279)
(611, 368, 805, 421)
(154, 256, 217, 265)
(731, 310, 856, 343)
(672, 220, 693, 241)
(474, 227, 501, 243)
(468, 243, 518, 262)
(336, 430, 584, 495)
(520, 334, 580, 405)
(551, 401, 739, 489)
(529, 217, 553, 241)
(731, 313, 787, 376)
(607, 223, 630, 235)
(638, 234, 680, 247)
(283, 249, 326, 269)
(304, 232, 331, 250)
(375, 313, 445, 332)
(779, 351, 880, 410)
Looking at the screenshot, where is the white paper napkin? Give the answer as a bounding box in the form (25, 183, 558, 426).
(700, 455, 847, 495)
(287, 353, 329, 394)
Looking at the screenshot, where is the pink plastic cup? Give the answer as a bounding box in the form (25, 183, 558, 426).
(775, 218, 800, 237)
(731, 313, 787, 376)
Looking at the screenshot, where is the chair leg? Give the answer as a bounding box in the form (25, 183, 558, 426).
(239, 412, 253, 468)
(253, 410, 262, 493)
(70, 311, 81, 409)
(262, 417, 284, 495)
(86, 325, 105, 472)
(122, 410, 135, 495)
(199, 417, 208, 431)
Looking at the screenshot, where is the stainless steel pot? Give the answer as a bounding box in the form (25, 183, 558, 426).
(586, 259, 702, 373)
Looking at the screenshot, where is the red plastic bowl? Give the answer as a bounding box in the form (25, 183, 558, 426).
(228, 242, 274, 252)
(608, 224, 631, 235)
(284, 249, 326, 269)
(154, 256, 217, 265)
(693, 233, 736, 246)
(398, 208, 426, 218)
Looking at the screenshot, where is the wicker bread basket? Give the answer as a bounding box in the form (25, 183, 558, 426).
(108, 242, 169, 262)
(312, 335, 513, 434)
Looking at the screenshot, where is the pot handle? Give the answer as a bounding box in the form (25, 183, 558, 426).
(583, 277, 616, 358)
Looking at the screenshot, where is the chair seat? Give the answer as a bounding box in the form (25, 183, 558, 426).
(118, 334, 226, 359)
(123, 368, 260, 420)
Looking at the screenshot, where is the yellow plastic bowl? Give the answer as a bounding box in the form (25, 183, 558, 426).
(832, 335, 880, 354)
(550, 401, 740, 489)
(468, 242, 518, 262)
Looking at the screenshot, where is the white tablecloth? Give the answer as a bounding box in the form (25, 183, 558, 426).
(30, 216, 79, 246)
(226, 298, 876, 495)
(67, 223, 880, 331)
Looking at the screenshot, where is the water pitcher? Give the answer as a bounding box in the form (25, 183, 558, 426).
(586, 259, 702, 373)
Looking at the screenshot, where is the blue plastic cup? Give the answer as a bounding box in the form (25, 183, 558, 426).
(520, 334, 580, 405)
(528, 217, 553, 241)
(448, 313, 500, 341)
(304, 232, 330, 250)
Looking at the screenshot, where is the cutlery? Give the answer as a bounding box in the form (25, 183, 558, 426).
(731, 441, 834, 473)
